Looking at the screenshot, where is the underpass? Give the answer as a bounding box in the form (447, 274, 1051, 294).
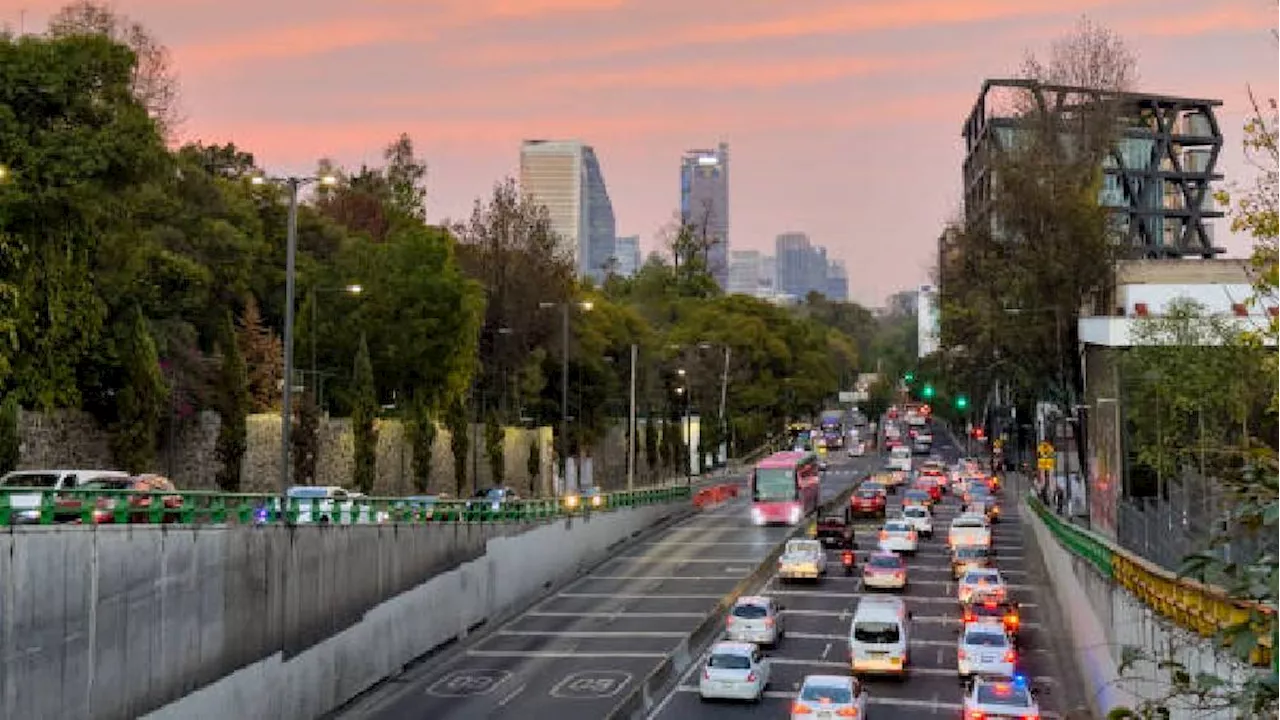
(337, 455, 876, 720)
(646, 426, 1082, 719)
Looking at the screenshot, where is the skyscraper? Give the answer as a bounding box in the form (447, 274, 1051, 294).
(520, 139, 616, 281)
(775, 232, 811, 298)
(727, 250, 762, 296)
(613, 235, 642, 277)
(825, 260, 849, 301)
(680, 143, 730, 287)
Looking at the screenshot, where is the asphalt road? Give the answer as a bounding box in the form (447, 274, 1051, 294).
(339, 454, 877, 720)
(646, 425, 1077, 720)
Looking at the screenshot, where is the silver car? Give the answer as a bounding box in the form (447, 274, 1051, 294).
(790, 675, 867, 719)
(957, 620, 1017, 679)
(725, 595, 784, 646)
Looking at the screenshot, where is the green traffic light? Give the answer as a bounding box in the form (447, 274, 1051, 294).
(955, 395, 968, 410)
(922, 384, 935, 399)
(904, 372, 915, 383)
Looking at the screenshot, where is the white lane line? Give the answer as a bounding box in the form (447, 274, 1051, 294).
(585, 575, 745, 581)
(610, 556, 770, 563)
(495, 682, 526, 707)
(466, 650, 667, 658)
(636, 541, 779, 547)
(821, 642, 831, 659)
(526, 611, 705, 618)
(557, 593, 723, 599)
(496, 630, 687, 638)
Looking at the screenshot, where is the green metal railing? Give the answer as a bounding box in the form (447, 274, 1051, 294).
(0, 485, 694, 527)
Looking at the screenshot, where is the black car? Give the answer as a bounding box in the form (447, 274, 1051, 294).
(815, 510, 857, 549)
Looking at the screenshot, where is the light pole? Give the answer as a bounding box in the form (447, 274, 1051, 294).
(627, 343, 638, 491)
(675, 384, 691, 486)
(539, 300, 593, 495)
(310, 284, 362, 408)
(251, 173, 337, 510)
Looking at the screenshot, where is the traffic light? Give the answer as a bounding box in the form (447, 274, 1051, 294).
(922, 384, 935, 399)
(954, 395, 969, 410)
(903, 372, 915, 383)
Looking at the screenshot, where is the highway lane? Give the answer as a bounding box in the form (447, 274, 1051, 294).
(648, 424, 1077, 719)
(339, 454, 876, 720)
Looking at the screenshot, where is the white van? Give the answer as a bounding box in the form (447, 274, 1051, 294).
(889, 445, 912, 473)
(848, 596, 911, 676)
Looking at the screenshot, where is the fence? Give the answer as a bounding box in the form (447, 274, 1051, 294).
(0, 484, 693, 527)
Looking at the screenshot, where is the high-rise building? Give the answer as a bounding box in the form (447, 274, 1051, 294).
(759, 255, 777, 297)
(613, 235, 642, 277)
(680, 143, 730, 287)
(520, 139, 616, 281)
(825, 260, 849, 301)
(962, 80, 1223, 258)
(727, 250, 762, 296)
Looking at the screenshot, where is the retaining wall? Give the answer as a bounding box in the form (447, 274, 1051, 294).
(0, 501, 683, 720)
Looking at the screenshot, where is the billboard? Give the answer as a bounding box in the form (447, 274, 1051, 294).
(917, 284, 940, 358)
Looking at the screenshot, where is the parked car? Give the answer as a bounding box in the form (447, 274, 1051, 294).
(1, 469, 129, 524)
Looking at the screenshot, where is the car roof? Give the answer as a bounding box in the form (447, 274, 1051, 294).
(710, 641, 756, 654)
(801, 674, 852, 687)
(868, 551, 904, 561)
(964, 620, 1011, 634)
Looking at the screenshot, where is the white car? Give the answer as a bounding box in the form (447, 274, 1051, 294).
(948, 513, 992, 550)
(778, 539, 827, 580)
(725, 595, 784, 646)
(862, 551, 908, 590)
(963, 676, 1042, 719)
(958, 568, 1008, 604)
(900, 504, 933, 538)
(957, 621, 1018, 679)
(847, 441, 865, 457)
(699, 641, 770, 702)
(877, 519, 918, 555)
(790, 675, 867, 719)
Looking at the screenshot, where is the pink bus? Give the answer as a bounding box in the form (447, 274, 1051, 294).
(749, 451, 822, 525)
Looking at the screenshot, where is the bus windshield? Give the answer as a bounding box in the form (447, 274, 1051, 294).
(753, 468, 797, 501)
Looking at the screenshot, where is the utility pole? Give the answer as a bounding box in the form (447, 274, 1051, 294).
(627, 343, 637, 491)
(560, 303, 569, 496)
(718, 346, 731, 461)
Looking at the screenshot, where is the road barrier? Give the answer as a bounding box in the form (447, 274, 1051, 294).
(691, 483, 739, 509)
(0, 484, 693, 527)
(1027, 493, 1274, 667)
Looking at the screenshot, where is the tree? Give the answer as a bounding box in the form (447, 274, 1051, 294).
(213, 311, 248, 491)
(406, 392, 437, 493)
(292, 388, 321, 486)
(351, 333, 377, 494)
(485, 412, 505, 487)
(526, 436, 541, 495)
(384, 133, 428, 222)
(445, 396, 469, 495)
(644, 418, 659, 474)
(1020, 15, 1138, 92)
(0, 396, 19, 475)
(110, 305, 166, 472)
(46, 1, 182, 134)
(238, 296, 283, 412)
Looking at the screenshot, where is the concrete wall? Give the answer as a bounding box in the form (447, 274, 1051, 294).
(0, 501, 683, 720)
(1027, 499, 1252, 719)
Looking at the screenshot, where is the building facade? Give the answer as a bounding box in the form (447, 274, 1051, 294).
(961, 79, 1224, 258)
(826, 260, 849, 301)
(680, 143, 730, 287)
(727, 250, 762, 296)
(775, 232, 847, 300)
(520, 139, 617, 281)
(917, 284, 940, 358)
(613, 235, 642, 278)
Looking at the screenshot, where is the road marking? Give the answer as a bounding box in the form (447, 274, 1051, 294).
(496, 682, 527, 707)
(609, 556, 768, 563)
(636, 541, 779, 547)
(821, 642, 831, 659)
(779, 608, 1043, 629)
(557, 592, 723, 599)
(497, 630, 687, 638)
(666, 687, 1063, 717)
(762, 657, 1056, 681)
(586, 575, 745, 580)
(549, 670, 633, 699)
(526, 611, 705, 618)
(466, 650, 668, 659)
(424, 669, 513, 698)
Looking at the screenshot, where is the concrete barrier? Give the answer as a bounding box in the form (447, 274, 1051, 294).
(0, 501, 683, 720)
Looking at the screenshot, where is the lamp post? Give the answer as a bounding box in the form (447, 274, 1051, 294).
(310, 283, 362, 408)
(539, 300, 593, 495)
(251, 173, 337, 510)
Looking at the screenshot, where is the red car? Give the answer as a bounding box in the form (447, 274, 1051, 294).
(850, 488, 887, 518)
(912, 480, 942, 503)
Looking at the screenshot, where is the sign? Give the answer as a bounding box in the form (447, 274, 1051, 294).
(838, 391, 856, 403)
(1037, 457, 1055, 471)
(993, 438, 1004, 450)
(1037, 441, 1055, 458)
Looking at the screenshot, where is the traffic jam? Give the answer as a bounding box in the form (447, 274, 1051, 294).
(653, 405, 1064, 719)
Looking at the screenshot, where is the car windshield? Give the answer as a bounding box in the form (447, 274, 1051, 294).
(956, 547, 988, 560)
(856, 490, 879, 499)
(868, 556, 902, 569)
(954, 518, 984, 527)
(906, 491, 928, 499)
(1, 473, 60, 488)
(707, 652, 751, 669)
(732, 603, 768, 619)
(976, 684, 1033, 706)
(964, 631, 1009, 647)
(800, 684, 852, 703)
(786, 540, 819, 554)
(904, 507, 927, 517)
(754, 468, 797, 501)
(853, 621, 900, 643)
(884, 522, 910, 533)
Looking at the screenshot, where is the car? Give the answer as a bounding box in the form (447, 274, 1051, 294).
(901, 488, 932, 509)
(850, 488, 887, 518)
(726, 596, 784, 646)
(912, 479, 942, 503)
(815, 512, 856, 549)
(860, 480, 888, 497)
(948, 514, 992, 550)
(957, 620, 1018, 679)
(847, 440, 866, 457)
(951, 544, 993, 579)
(848, 596, 911, 676)
(957, 568, 1008, 604)
(901, 504, 934, 538)
(790, 675, 867, 719)
(962, 598, 1022, 640)
(873, 470, 906, 492)
(877, 519, 919, 555)
(862, 551, 908, 590)
(965, 490, 1002, 522)
(962, 676, 1042, 719)
(778, 538, 827, 580)
(698, 641, 770, 702)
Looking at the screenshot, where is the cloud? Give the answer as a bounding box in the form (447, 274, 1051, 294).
(1127, 3, 1275, 38)
(174, 18, 431, 73)
(456, 0, 1136, 69)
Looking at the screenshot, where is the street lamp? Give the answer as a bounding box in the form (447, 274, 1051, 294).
(309, 283, 363, 408)
(251, 173, 338, 508)
(538, 299, 593, 495)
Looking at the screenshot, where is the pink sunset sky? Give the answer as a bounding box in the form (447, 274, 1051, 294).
(9, 0, 1278, 305)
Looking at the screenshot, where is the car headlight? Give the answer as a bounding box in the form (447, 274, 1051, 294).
(565, 494, 580, 509)
(751, 507, 765, 524)
(788, 506, 802, 524)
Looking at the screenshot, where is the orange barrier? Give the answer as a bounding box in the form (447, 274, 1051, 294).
(692, 483, 740, 509)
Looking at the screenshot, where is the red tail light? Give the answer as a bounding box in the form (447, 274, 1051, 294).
(792, 702, 813, 715)
(745, 671, 757, 682)
(726, 616, 735, 625)
(703, 668, 711, 680)
(957, 648, 966, 661)
(764, 617, 775, 627)
(1003, 650, 1016, 662)
(968, 712, 985, 720)
(963, 610, 975, 622)
(1005, 613, 1020, 627)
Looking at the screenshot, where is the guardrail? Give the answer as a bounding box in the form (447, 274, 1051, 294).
(692, 483, 739, 509)
(0, 485, 693, 527)
(1026, 492, 1274, 667)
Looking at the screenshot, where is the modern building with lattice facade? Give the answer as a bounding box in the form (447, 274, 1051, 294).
(961, 79, 1224, 259)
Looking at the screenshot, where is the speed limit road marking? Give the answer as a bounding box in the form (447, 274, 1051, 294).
(426, 669, 513, 698)
(549, 670, 633, 699)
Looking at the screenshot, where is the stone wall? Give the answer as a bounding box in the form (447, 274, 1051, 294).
(14, 410, 669, 496)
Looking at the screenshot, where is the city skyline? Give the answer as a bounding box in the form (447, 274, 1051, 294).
(11, 0, 1274, 304)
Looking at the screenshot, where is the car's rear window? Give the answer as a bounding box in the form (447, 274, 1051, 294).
(853, 621, 900, 644)
(884, 522, 910, 532)
(857, 490, 879, 499)
(868, 555, 902, 569)
(731, 603, 768, 619)
(707, 652, 750, 669)
(964, 631, 1009, 647)
(1, 473, 60, 488)
(976, 684, 1032, 706)
(800, 684, 852, 703)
